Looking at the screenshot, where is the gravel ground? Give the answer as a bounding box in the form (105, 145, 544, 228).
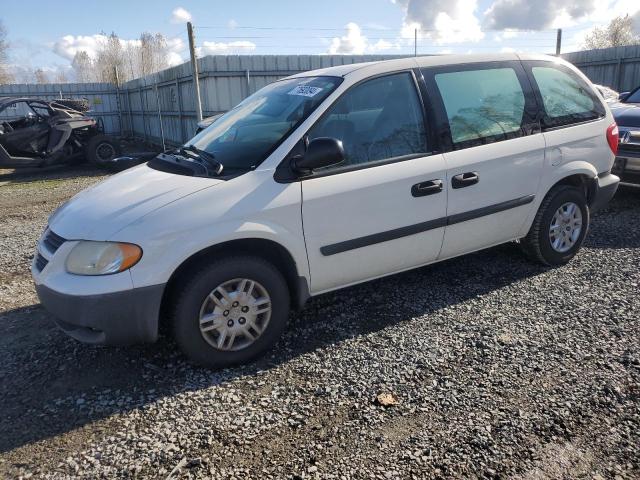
(0, 167, 638, 479)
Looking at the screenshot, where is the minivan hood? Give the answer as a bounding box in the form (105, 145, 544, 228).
(49, 164, 224, 240)
(611, 102, 640, 128)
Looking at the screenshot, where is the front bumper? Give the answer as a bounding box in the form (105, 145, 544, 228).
(613, 147, 640, 184)
(35, 283, 165, 345)
(590, 172, 620, 212)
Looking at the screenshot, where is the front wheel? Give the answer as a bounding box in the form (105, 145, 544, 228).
(171, 256, 290, 368)
(520, 185, 589, 266)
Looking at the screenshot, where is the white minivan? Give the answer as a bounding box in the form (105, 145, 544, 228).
(33, 54, 620, 367)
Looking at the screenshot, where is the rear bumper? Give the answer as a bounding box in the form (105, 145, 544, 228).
(590, 172, 620, 212)
(35, 283, 165, 345)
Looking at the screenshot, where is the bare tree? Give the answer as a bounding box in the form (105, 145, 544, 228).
(71, 31, 173, 83)
(34, 68, 49, 84)
(54, 69, 69, 83)
(0, 20, 14, 84)
(139, 32, 169, 77)
(72, 51, 95, 83)
(583, 15, 640, 49)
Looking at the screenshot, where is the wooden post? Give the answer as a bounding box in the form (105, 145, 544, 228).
(187, 22, 203, 122)
(556, 29, 562, 56)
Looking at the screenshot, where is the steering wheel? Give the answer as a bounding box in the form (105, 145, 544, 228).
(1, 121, 13, 133)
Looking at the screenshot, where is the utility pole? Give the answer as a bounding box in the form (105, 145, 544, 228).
(556, 28, 562, 56)
(187, 21, 203, 123)
(414, 28, 417, 57)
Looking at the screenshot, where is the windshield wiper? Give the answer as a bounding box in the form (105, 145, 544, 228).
(177, 145, 224, 175)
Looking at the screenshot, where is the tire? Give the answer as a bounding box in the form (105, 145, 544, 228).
(171, 256, 290, 368)
(520, 185, 589, 266)
(55, 98, 90, 112)
(85, 134, 121, 165)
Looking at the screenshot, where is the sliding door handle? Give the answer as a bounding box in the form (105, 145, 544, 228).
(412, 179, 443, 197)
(452, 172, 479, 189)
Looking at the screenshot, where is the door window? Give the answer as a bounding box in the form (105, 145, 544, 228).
(530, 65, 604, 128)
(307, 72, 428, 171)
(434, 68, 526, 148)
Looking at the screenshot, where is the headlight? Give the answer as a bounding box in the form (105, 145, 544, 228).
(66, 241, 142, 276)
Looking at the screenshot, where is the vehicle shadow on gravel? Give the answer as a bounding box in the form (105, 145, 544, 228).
(0, 241, 551, 454)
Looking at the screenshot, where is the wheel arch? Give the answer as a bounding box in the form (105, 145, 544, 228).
(159, 238, 309, 334)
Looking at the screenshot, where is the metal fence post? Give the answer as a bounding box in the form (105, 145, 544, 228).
(176, 75, 186, 143)
(126, 88, 133, 136)
(155, 82, 166, 151)
(114, 66, 123, 136)
(139, 87, 147, 143)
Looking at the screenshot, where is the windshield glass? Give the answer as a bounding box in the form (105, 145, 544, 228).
(625, 88, 640, 103)
(187, 76, 342, 171)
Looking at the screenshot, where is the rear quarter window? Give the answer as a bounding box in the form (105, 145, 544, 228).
(529, 65, 605, 129)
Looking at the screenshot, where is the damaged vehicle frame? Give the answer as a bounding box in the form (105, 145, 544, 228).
(0, 97, 119, 168)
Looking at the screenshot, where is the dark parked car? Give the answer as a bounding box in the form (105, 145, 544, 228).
(0, 97, 120, 168)
(611, 87, 640, 183)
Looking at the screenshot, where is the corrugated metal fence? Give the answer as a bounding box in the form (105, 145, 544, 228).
(119, 54, 406, 146)
(0, 49, 638, 147)
(562, 45, 640, 93)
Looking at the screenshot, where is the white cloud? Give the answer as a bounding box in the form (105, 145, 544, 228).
(328, 23, 369, 54)
(327, 23, 401, 54)
(483, 0, 597, 30)
(370, 39, 400, 52)
(198, 40, 257, 55)
(228, 19, 239, 29)
(171, 7, 192, 24)
(53, 34, 108, 60)
(393, 0, 484, 44)
(493, 30, 519, 42)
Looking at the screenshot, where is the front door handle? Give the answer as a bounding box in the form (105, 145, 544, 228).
(452, 172, 479, 189)
(412, 179, 443, 197)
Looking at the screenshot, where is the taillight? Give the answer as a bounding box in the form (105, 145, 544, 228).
(606, 123, 619, 156)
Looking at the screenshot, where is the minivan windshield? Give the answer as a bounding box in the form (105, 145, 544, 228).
(185, 76, 342, 172)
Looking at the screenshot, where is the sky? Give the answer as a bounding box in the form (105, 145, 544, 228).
(2, 0, 640, 80)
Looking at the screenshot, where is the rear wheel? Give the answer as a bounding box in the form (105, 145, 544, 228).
(85, 134, 120, 165)
(520, 185, 589, 266)
(171, 256, 290, 368)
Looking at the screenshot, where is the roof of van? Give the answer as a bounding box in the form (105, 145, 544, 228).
(287, 53, 561, 79)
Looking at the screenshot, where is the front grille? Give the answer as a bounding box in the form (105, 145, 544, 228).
(43, 229, 66, 254)
(34, 253, 49, 272)
(619, 143, 640, 154)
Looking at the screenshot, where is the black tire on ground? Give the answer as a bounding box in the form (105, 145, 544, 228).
(55, 98, 90, 112)
(171, 256, 291, 368)
(520, 185, 589, 266)
(85, 134, 121, 165)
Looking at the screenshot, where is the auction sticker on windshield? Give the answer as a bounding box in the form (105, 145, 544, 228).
(288, 85, 323, 97)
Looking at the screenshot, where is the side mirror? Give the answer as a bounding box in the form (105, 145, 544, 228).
(619, 92, 630, 102)
(292, 137, 344, 173)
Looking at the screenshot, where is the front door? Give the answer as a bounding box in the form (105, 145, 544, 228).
(300, 71, 448, 294)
